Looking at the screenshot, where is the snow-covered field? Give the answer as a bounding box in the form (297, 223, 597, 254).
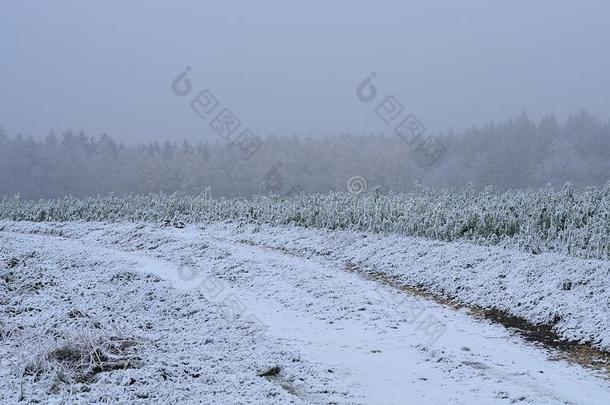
(1, 220, 609, 404)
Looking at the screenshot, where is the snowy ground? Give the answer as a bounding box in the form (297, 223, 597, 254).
(1, 220, 609, 404)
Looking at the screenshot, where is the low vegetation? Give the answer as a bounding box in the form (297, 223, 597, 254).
(2, 182, 610, 260)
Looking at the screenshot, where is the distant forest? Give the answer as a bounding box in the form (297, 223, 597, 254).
(2, 111, 610, 199)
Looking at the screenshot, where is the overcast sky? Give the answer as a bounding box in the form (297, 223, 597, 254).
(2, 0, 610, 142)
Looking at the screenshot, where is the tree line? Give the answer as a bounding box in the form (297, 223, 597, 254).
(1, 111, 609, 199)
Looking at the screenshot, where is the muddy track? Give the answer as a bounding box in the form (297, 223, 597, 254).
(343, 261, 610, 375)
(240, 239, 610, 376)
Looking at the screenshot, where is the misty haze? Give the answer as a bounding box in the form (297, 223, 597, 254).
(1, 2, 609, 404)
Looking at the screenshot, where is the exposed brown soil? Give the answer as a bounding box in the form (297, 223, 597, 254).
(237, 240, 609, 376)
(343, 260, 610, 376)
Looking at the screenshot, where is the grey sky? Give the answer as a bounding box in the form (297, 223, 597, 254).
(2, 0, 610, 142)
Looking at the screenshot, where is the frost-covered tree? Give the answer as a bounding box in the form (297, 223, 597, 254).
(1, 111, 610, 199)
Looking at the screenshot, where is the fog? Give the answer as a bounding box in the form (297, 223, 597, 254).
(2, 1, 610, 198)
(2, 1, 610, 141)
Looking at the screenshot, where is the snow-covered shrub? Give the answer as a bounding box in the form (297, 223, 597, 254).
(2, 183, 610, 260)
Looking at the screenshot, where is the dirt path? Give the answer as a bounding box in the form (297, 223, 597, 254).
(2, 222, 610, 404)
